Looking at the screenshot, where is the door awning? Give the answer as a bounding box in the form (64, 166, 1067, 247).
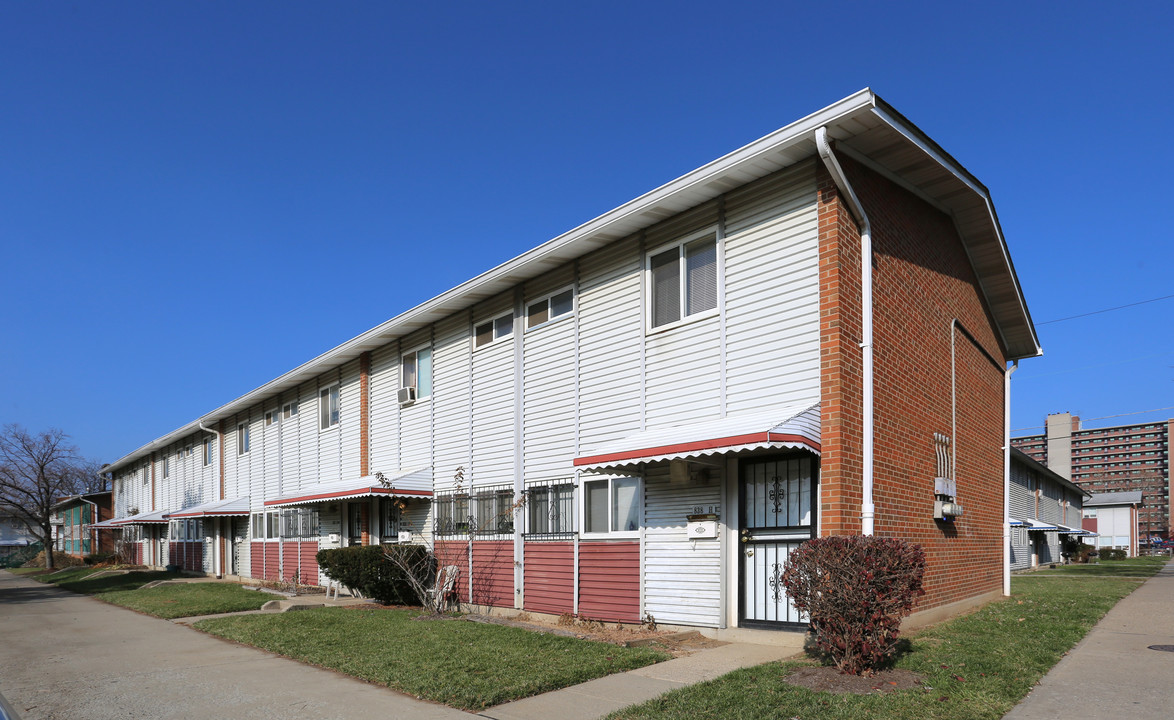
(87, 518, 122, 530)
(264, 468, 433, 508)
(1022, 519, 1058, 531)
(574, 402, 820, 473)
(169, 497, 251, 518)
(113, 509, 171, 525)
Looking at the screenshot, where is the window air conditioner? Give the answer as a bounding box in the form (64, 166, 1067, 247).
(397, 387, 417, 406)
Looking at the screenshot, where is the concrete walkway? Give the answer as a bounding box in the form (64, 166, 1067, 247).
(0, 570, 799, 720)
(1004, 560, 1174, 719)
(479, 641, 797, 720)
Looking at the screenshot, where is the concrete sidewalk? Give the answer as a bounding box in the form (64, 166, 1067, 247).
(479, 641, 798, 720)
(1004, 560, 1174, 719)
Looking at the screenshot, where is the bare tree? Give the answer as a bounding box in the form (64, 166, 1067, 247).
(0, 425, 92, 570)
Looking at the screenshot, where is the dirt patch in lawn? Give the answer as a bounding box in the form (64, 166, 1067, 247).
(784, 666, 926, 695)
(463, 612, 725, 656)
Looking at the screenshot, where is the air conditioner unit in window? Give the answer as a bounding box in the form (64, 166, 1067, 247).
(397, 387, 417, 406)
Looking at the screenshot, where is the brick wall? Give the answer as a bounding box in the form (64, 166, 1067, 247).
(818, 155, 1010, 612)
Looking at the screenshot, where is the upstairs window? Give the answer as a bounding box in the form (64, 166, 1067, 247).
(526, 288, 574, 330)
(320, 384, 340, 430)
(475, 313, 514, 348)
(283, 401, 299, 419)
(202, 437, 214, 467)
(648, 232, 718, 329)
(237, 423, 250, 455)
(162, 456, 169, 479)
(265, 410, 277, 426)
(401, 347, 432, 399)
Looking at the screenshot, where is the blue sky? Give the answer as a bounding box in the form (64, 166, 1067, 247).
(1, 1, 1171, 463)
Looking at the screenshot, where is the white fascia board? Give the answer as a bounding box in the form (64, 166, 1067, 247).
(869, 104, 1041, 360)
(106, 91, 884, 473)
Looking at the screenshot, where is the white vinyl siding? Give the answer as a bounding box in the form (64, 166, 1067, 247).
(577, 239, 644, 449)
(723, 161, 821, 414)
(643, 465, 722, 627)
(369, 343, 402, 475)
(471, 296, 515, 486)
(433, 315, 471, 495)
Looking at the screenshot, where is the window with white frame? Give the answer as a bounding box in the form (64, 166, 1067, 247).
(526, 483, 574, 536)
(202, 437, 214, 466)
(1084, 508, 1097, 518)
(162, 455, 169, 479)
(319, 384, 340, 430)
(475, 313, 514, 348)
(238, 422, 250, 455)
(265, 410, 277, 426)
(526, 288, 574, 330)
(582, 476, 641, 537)
(251, 511, 280, 539)
(142, 466, 149, 485)
(283, 401, 299, 419)
(401, 347, 432, 398)
(647, 231, 718, 329)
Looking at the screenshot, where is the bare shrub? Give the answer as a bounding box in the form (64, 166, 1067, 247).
(781, 535, 926, 675)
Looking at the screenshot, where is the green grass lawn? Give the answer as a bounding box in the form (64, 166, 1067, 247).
(1029, 555, 1169, 577)
(606, 566, 1166, 720)
(52, 569, 172, 594)
(196, 608, 670, 711)
(99, 583, 272, 619)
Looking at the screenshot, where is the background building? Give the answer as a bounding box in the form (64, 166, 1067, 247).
(1013, 412, 1171, 542)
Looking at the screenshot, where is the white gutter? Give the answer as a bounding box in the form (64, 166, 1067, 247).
(816, 126, 875, 536)
(1004, 360, 1018, 596)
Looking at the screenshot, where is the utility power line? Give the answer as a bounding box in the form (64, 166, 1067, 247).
(1011, 405, 1174, 434)
(1038, 293, 1174, 325)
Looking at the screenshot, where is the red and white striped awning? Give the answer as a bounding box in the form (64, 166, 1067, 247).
(264, 468, 433, 508)
(574, 402, 820, 473)
(169, 497, 251, 518)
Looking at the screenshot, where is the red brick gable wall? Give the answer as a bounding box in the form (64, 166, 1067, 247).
(818, 155, 1010, 612)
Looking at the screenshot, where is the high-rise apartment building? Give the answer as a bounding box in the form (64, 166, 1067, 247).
(1013, 412, 1171, 542)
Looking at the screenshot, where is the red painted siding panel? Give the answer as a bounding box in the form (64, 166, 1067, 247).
(578, 541, 639, 622)
(168, 542, 204, 573)
(524, 542, 573, 615)
(435, 541, 469, 603)
(251, 542, 279, 581)
(282, 541, 320, 586)
(434, 540, 513, 608)
(471, 541, 513, 609)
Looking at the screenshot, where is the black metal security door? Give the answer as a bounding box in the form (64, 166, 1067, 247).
(740, 455, 816, 628)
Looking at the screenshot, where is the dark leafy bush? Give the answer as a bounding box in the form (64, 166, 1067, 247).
(1099, 547, 1127, 561)
(83, 552, 115, 565)
(316, 545, 432, 605)
(781, 535, 926, 675)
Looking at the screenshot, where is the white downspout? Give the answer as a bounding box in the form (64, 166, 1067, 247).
(816, 127, 874, 536)
(80, 496, 100, 554)
(1003, 361, 1018, 596)
(198, 421, 220, 577)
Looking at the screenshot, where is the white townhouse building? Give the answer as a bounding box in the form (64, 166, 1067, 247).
(103, 89, 1040, 632)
